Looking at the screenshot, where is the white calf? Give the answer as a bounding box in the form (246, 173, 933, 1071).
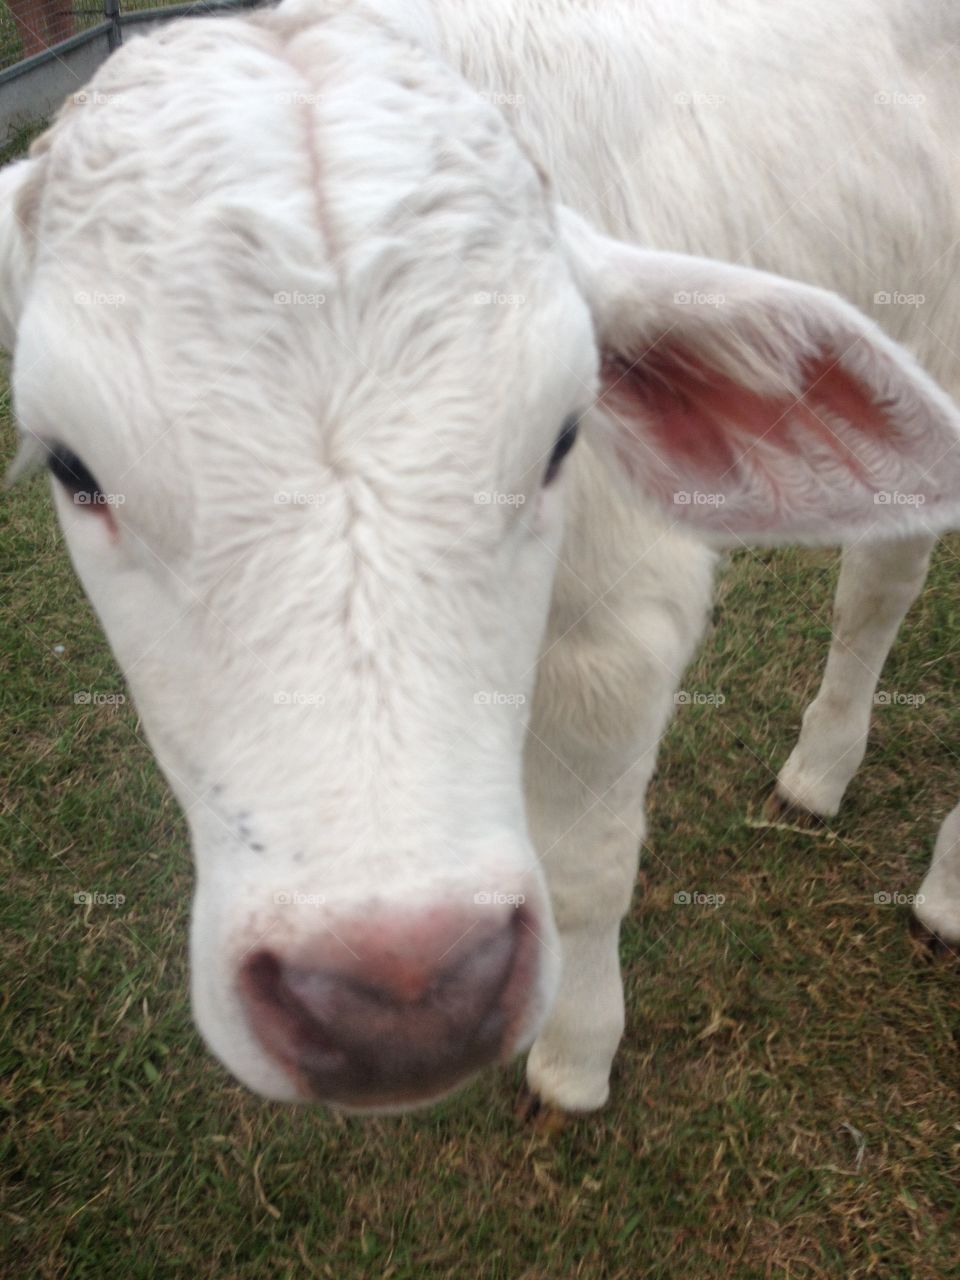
(3, 0, 960, 1112)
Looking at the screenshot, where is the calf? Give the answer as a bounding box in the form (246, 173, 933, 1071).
(3, 0, 960, 1112)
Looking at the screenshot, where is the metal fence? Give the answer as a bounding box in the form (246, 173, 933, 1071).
(0, 0, 264, 144)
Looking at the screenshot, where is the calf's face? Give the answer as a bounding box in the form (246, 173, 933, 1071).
(1, 16, 597, 1108)
(4, 10, 960, 1110)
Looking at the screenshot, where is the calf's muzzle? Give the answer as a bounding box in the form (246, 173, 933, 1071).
(238, 903, 540, 1108)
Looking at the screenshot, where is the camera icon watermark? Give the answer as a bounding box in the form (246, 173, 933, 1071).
(874, 890, 925, 906)
(74, 890, 125, 907)
(673, 490, 726, 506)
(874, 490, 925, 507)
(274, 490, 325, 507)
(474, 691, 527, 707)
(674, 690, 726, 707)
(474, 490, 525, 506)
(673, 91, 725, 108)
(674, 890, 726, 908)
(274, 290, 326, 307)
(874, 90, 926, 107)
(73, 690, 126, 706)
(873, 690, 925, 707)
(474, 291, 526, 307)
(273, 890, 326, 907)
(673, 290, 725, 307)
(273, 690, 326, 706)
(473, 890, 526, 907)
(74, 290, 125, 308)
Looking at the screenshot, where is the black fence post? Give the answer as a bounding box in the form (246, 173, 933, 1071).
(104, 0, 122, 50)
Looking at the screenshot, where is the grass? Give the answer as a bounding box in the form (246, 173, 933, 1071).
(3, 400, 959, 1279)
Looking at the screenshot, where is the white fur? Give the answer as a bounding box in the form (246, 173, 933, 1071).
(4, 0, 960, 1110)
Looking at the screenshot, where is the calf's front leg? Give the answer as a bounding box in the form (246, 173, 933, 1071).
(523, 733, 653, 1111)
(521, 591, 687, 1115)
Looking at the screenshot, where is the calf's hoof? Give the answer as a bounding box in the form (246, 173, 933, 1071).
(525, 1039, 611, 1114)
(515, 1085, 568, 1133)
(763, 788, 826, 829)
(909, 912, 960, 961)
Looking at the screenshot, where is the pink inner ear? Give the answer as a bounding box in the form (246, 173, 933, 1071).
(600, 342, 896, 494)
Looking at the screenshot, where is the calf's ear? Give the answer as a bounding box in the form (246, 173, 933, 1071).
(559, 207, 960, 544)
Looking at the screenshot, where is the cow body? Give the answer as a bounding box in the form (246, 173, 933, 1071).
(4, 0, 960, 1111)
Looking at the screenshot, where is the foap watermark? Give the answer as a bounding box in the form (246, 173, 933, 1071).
(273, 690, 326, 706)
(75, 891, 125, 907)
(674, 890, 726, 908)
(474, 291, 526, 307)
(874, 490, 925, 507)
(274, 490, 325, 507)
(477, 89, 526, 108)
(874, 690, 925, 707)
(874, 290, 925, 308)
(874, 890, 925, 907)
(474, 691, 527, 707)
(674, 690, 726, 707)
(474, 890, 526, 907)
(674, 91, 725, 108)
(673, 490, 726, 507)
(75, 290, 125, 308)
(673, 289, 725, 308)
(74, 690, 126, 706)
(274, 90, 324, 107)
(873, 90, 926, 107)
(73, 89, 122, 106)
(274, 890, 327, 908)
(274, 290, 326, 307)
(74, 491, 125, 508)
(474, 490, 525, 506)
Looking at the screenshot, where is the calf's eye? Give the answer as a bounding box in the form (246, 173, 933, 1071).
(543, 415, 579, 486)
(47, 444, 103, 508)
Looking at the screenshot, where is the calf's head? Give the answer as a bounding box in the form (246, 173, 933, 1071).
(2, 5, 960, 1109)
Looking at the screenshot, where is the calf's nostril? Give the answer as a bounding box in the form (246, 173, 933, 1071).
(424, 924, 516, 1014)
(238, 909, 532, 1105)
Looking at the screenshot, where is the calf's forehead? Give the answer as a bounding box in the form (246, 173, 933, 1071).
(30, 13, 558, 288)
(18, 12, 592, 475)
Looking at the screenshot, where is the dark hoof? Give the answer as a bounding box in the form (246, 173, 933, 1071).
(762, 790, 826, 829)
(909, 913, 960, 962)
(514, 1085, 567, 1133)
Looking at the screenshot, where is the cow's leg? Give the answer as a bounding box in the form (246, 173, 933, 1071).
(523, 723, 662, 1111)
(519, 521, 710, 1112)
(915, 801, 960, 945)
(774, 534, 935, 818)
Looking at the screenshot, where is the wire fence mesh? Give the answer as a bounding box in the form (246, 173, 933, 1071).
(0, 0, 203, 72)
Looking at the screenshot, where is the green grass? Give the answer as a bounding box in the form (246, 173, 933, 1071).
(2, 387, 960, 1270)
